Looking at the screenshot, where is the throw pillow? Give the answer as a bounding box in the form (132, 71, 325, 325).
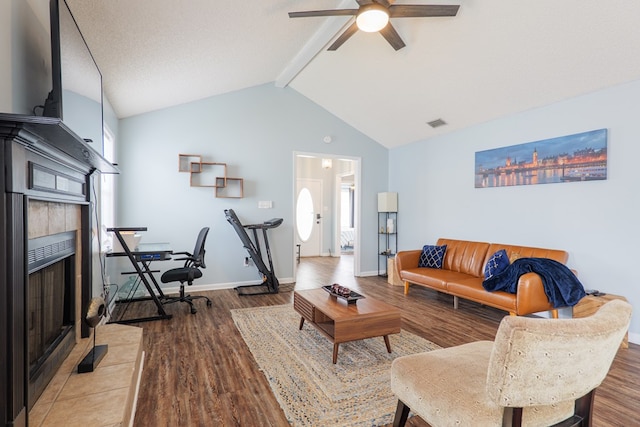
(484, 249, 510, 280)
(418, 244, 447, 269)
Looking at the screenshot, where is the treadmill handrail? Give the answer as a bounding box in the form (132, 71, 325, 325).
(245, 217, 283, 229)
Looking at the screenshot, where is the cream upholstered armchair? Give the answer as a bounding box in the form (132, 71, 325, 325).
(391, 299, 632, 427)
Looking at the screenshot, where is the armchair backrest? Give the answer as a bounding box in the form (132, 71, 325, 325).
(486, 299, 631, 408)
(191, 227, 209, 269)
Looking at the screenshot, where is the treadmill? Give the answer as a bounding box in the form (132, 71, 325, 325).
(224, 209, 283, 295)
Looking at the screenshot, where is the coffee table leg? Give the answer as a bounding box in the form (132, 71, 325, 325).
(299, 317, 305, 330)
(333, 343, 339, 364)
(384, 335, 392, 353)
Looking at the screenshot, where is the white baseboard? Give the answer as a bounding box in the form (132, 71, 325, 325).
(358, 270, 380, 277)
(161, 277, 296, 294)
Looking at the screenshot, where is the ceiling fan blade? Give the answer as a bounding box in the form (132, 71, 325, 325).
(289, 9, 357, 18)
(356, 0, 387, 5)
(328, 22, 360, 51)
(379, 23, 406, 50)
(389, 4, 460, 18)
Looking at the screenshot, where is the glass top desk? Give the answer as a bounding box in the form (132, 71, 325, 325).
(107, 227, 174, 324)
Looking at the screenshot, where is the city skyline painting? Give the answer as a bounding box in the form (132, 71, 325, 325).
(475, 129, 608, 188)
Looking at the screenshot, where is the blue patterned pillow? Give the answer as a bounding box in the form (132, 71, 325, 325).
(483, 249, 510, 280)
(418, 245, 447, 269)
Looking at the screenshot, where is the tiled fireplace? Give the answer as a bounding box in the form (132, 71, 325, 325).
(26, 202, 83, 411)
(0, 114, 117, 427)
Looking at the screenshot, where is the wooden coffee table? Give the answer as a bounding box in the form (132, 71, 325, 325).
(293, 288, 401, 364)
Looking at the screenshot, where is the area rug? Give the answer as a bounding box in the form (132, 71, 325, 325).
(231, 304, 441, 426)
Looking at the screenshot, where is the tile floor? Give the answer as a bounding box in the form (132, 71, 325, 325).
(29, 323, 144, 427)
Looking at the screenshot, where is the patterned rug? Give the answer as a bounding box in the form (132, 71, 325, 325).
(231, 304, 441, 426)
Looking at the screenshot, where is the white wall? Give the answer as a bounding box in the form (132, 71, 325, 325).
(116, 83, 388, 290)
(390, 79, 640, 343)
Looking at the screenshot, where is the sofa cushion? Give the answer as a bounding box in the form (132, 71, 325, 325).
(447, 278, 518, 313)
(419, 245, 447, 269)
(485, 243, 568, 267)
(436, 239, 490, 277)
(483, 249, 510, 280)
(401, 268, 474, 291)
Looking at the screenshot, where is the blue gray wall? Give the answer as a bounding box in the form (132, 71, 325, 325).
(390, 79, 640, 343)
(115, 83, 388, 288)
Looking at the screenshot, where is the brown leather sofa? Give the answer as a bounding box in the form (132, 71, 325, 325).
(395, 238, 569, 316)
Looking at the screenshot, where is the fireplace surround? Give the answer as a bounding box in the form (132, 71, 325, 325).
(0, 113, 116, 427)
(27, 229, 76, 410)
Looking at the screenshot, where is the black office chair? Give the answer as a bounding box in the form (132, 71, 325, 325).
(161, 227, 213, 314)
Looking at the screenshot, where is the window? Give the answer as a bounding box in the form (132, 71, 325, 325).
(296, 187, 314, 242)
(341, 184, 354, 228)
(100, 127, 115, 249)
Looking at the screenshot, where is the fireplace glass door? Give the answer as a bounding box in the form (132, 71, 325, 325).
(28, 257, 74, 373)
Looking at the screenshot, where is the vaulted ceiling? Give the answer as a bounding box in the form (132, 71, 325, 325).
(66, 0, 640, 148)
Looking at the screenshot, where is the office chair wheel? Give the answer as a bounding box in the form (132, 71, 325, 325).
(207, 300, 212, 307)
(190, 306, 197, 314)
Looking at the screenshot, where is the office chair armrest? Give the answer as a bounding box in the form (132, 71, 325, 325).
(174, 254, 199, 267)
(172, 251, 193, 256)
(172, 251, 195, 263)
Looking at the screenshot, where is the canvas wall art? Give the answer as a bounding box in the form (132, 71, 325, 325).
(475, 129, 607, 188)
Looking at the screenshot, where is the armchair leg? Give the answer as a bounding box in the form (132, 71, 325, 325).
(504, 394, 592, 427)
(393, 400, 410, 427)
(574, 390, 595, 427)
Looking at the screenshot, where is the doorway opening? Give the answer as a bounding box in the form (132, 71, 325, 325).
(293, 153, 361, 280)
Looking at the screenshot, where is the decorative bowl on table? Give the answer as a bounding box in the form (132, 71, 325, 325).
(322, 284, 365, 304)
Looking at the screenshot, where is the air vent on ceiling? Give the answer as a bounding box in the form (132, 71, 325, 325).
(427, 118, 447, 129)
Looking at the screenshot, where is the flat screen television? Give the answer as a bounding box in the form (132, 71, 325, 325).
(43, 0, 104, 148)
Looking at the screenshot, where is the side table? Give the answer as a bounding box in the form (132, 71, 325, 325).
(387, 257, 403, 287)
(573, 293, 629, 348)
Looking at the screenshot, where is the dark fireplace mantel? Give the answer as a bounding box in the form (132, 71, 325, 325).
(0, 113, 117, 427)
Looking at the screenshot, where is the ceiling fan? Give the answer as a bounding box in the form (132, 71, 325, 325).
(288, 0, 460, 51)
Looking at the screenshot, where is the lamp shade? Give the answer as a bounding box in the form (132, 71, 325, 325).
(378, 192, 398, 212)
(356, 4, 389, 32)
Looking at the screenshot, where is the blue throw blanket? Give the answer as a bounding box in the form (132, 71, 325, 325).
(482, 258, 586, 308)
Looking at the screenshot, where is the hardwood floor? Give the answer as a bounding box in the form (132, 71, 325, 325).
(129, 256, 640, 426)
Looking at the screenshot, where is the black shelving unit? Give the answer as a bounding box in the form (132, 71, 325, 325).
(378, 211, 398, 277)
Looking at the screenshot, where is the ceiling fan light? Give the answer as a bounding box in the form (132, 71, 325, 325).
(356, 4, 389, 32)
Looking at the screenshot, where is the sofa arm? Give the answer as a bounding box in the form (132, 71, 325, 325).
(515, 272, 555, 315)
(396, 250, 422, 273)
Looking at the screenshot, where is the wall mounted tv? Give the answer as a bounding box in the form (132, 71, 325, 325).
(43, 0, 104, 149)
